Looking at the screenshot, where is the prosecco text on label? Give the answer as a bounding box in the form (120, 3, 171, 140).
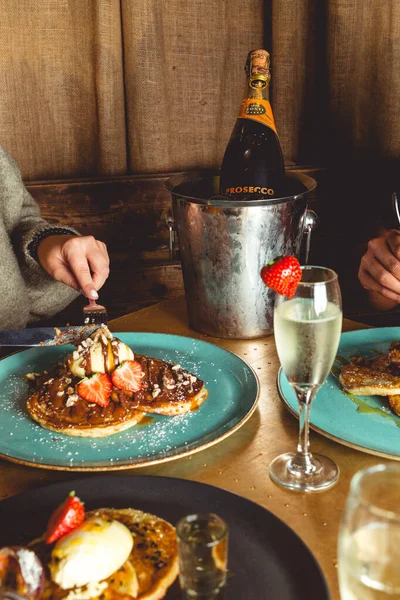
(224, 186, 275, 196)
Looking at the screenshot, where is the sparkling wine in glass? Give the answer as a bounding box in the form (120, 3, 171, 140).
(270, 265, 343, 492)
(338, 464, 400, 599)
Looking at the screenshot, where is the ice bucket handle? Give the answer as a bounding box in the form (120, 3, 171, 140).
(303, 209, 319, 264)
(161, 209, 176, 260)
(392, 192, 400, 228)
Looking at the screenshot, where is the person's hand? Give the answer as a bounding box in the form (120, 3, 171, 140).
(358, 229, 400, 309)
(37, 235, 110, 299)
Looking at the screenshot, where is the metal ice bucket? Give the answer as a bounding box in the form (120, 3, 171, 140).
(165, 171, 317, 339)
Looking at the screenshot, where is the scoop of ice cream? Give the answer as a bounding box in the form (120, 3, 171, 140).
(68, 327, 134, 379)
(49, 517, 134, 590)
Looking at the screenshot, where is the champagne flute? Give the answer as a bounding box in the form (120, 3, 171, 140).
(338, 464, 400, 599)
(270, 265, 342, 492)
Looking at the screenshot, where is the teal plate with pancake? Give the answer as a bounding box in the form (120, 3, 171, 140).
(277, 327, 400, 460)
(0, 333, 259, 471)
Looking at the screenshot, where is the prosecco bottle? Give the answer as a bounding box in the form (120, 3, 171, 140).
(220, 49, 285, 200)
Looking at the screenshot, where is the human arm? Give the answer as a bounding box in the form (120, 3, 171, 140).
(358, 228, 400, 311)
(36, 234, 109, 300)
(11, 195, 81, 322)
(0, 144, 107, 323)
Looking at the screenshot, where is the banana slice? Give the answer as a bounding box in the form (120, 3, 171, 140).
(68, 327, 134, 379)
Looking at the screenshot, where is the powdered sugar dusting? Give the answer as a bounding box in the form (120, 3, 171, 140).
(16, 548, 44, 593)
(0, 336, 256, 468)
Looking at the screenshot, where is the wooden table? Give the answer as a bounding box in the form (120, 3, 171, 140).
(0, 297, 394, 599)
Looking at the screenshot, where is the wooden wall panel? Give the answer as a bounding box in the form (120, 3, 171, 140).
(26, 167, 324, 326)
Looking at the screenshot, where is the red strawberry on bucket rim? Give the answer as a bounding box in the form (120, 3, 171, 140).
(260, 255, 302, 298)
(45, 491, 85, 544)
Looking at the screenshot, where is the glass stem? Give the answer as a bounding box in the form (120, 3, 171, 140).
(292, 386, 317, 474)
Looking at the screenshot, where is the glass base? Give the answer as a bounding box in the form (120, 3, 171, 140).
(269, 452, 340, 492)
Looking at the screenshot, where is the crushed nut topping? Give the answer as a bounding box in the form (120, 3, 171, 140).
(172, 364, 181, 370)
(65, 395, 78, 407)
(152, 388, 161, 398)
(67, 387, 74, 395)
(162, 374, 176, 389)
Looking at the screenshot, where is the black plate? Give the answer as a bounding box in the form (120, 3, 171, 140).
(0, 476, 330, 599)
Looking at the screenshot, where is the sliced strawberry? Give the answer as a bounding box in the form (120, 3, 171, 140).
(45, 491, 85, 544)
(77, 372, 111, 407)
(260, 255, 302, 298)
(112, 360, 143, 393)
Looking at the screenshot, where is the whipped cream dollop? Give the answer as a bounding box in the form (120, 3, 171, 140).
(68, 327, 134, 379)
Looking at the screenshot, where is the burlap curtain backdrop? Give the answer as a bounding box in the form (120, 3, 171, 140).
(0, 0, 398, 181)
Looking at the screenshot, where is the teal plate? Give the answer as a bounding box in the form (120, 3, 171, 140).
(0, 333, 259, 471)
(277, 327, 400, 460)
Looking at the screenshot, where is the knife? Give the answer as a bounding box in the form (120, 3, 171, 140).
(0, 324, 102, 347)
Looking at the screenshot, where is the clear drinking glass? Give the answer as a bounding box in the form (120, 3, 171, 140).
(338, 464, 400, 599)
(176, 513, 228, 599)
(270, 265, 342, 492)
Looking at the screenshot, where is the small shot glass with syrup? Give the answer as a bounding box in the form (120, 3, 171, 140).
(176, 513, 228, 599)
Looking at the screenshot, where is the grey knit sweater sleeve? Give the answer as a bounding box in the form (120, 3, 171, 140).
(0, 145, 79, 329)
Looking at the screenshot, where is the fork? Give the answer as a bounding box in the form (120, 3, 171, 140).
(392, 191, 400, 227)
(0, 591, 27, 600)
(83, 298, 108, 325)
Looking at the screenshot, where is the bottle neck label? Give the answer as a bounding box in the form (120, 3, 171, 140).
(238, 99, 277, 134)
